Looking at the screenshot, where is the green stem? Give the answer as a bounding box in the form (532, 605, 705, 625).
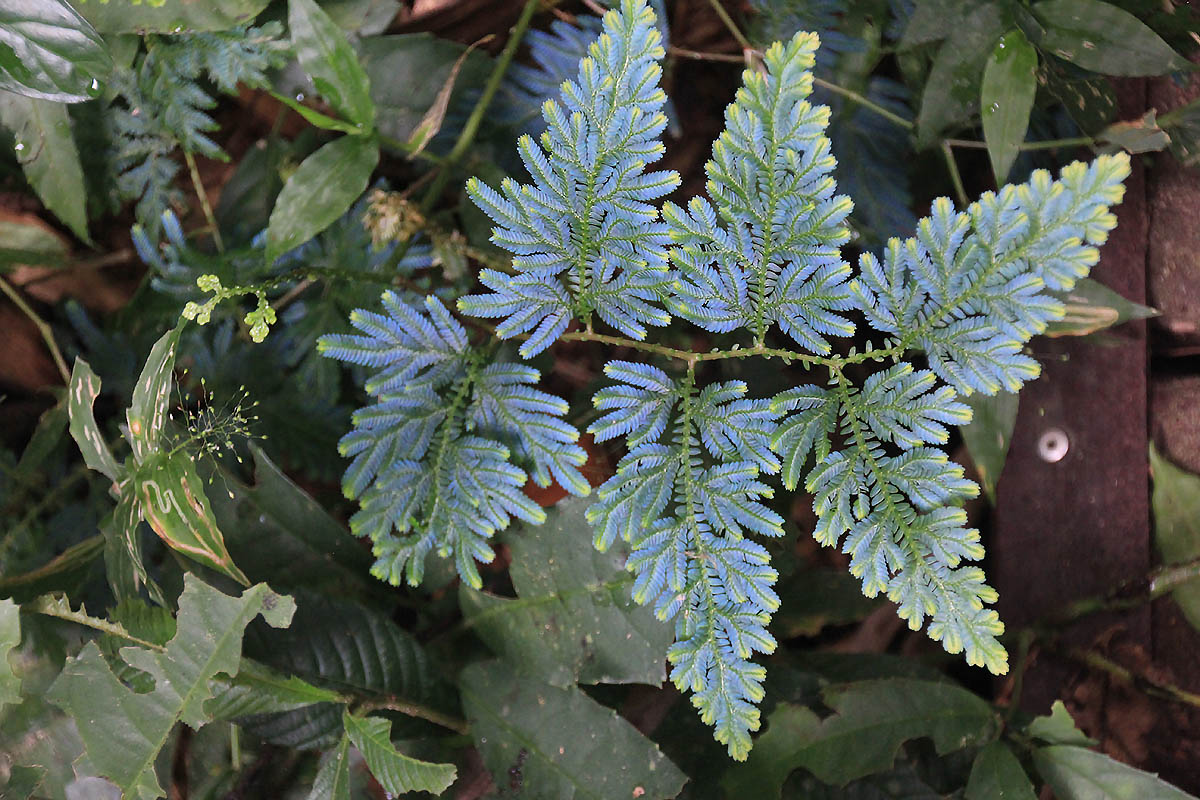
(945, 136, 1094, 152)
(27, 594, 167, 651)
(940, 141, 969, 208)
(419, 0, 539, 215)
(813, 77, 914, 131)
(0, 274, 70, 383)
(705, 0, 753, 51)
(355, 697, 470, 735)
(184, 150, 224, 253)
(379, 0, 540, 277)
(1057, 646, 1200, 710)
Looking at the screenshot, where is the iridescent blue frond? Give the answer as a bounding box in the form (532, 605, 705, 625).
(462, 0, 680, 355)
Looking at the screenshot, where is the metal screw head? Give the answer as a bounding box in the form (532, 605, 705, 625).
(1037, 428, 1069, 463)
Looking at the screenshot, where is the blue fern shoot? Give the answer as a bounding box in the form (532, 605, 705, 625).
(327, 0, 1131, 760)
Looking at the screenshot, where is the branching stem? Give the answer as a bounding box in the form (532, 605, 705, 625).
(0, 274, 70, 383)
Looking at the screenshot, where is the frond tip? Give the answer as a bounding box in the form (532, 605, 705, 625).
(461, 0, 680, 356)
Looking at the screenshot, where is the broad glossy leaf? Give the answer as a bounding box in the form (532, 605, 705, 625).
(0, 94, 89, 239)
(459, 496, 672, 687)
(1149, 445, 1200, 631)
(0, 0, 110, 103)
(342, 712, 457, 795)
(46, 576, 295, 800)
(981, 29, 1037, 184)
(288, 0, 376, 128)
(67, 358, 121, 483)
(125, 327, 181, 463)
(358, 34, 491, 145)
(959, 391, 1018, 503)
(1044, 277, 1156, 337)
(75, 0, 270, 34)
(238, 702, 344, 750)
(460, 660, 686, 800)
(965, 742, 1037, 800)
(916, 2, 1011, 147)
(1039, 58, 1118, 136)
(1034, 745, 1195, 799)
(1033, 0, 1189, 76)
(265, 134, 379, 265)
(307, 731, 352, 800)
(727, 679, 997, 792)
(899, 0, 976, 50)
(133, 450, 249, 586)
(0, 598, 19, 709)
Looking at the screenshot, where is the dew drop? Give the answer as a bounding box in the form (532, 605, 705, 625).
(989, 102, 1000, 113)
(295, 92, 306, 102)
(14, 142, 23, 152)
(997, 41, 1005, 49)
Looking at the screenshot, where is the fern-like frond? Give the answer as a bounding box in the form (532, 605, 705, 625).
(462, 0, 680, 356)
(852, 153, 1131, 395)
(665, 32, 855, 351)
(320, 293, 584, 587)
(106, 24, 288, 237)
(587, 364, 782, 759)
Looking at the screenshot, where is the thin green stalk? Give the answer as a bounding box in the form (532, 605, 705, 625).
(941, 141, 969, 208)
(814, 77, 914, 131)
(705, 0, 753, 51)
(0, 274, 70, 383)
(378, 0, 540, 277)
(419, 0, 540, 214)
(945, 136, 1094, 152)
(184, 150, 224, 253)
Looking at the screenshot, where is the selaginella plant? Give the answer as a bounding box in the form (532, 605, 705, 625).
(320, 0, 1130, 759)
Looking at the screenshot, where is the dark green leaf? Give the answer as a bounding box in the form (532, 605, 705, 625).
(0, 215, 69, 268)
(460, 660, 687, 800)
(459, 496, 672, 687)
(67, 358, 121, 483)
(288, 0, 376, 128)
(0, 94, 89, 239)
(1026, 700, 1097, 747)
(306, 731, 352, 800)
(0, 535, 103, 601)
(206, 659, 341, 720)
(1039, 57, 1118, 135)
(774, 568, 880, 638)
(1098, 110, 1171, 154)
(358, 34, 492, 145)
(726, 679, 997, 794)
(244, 592, 442, 703)
(210, 445, 378, 596)
(960, 391, 1019, 503)
(3, 765, 46, 799)
(343, 712, 457, 795)
(238, 702, 344, 750)
(265, 134, 379, 265)
(1033, 0, 1190, 76)
(1034, 745, 1197, 799)
(1044, 277, 1157, 337)
(46, 576, 295, 799)
(899, 0, 977, 50)
(0, 598, 20, 709)
(268, 90, 364, 134)
(0, 0, 110, 103)
(1163, 100, 1200, 167)
(916, 2, 1011, 147)
(965, 742, 1037, 800)
(1150, 445, 1200, 631)
(75, 0, 270, 34)
(982, 29, 1037, 184)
